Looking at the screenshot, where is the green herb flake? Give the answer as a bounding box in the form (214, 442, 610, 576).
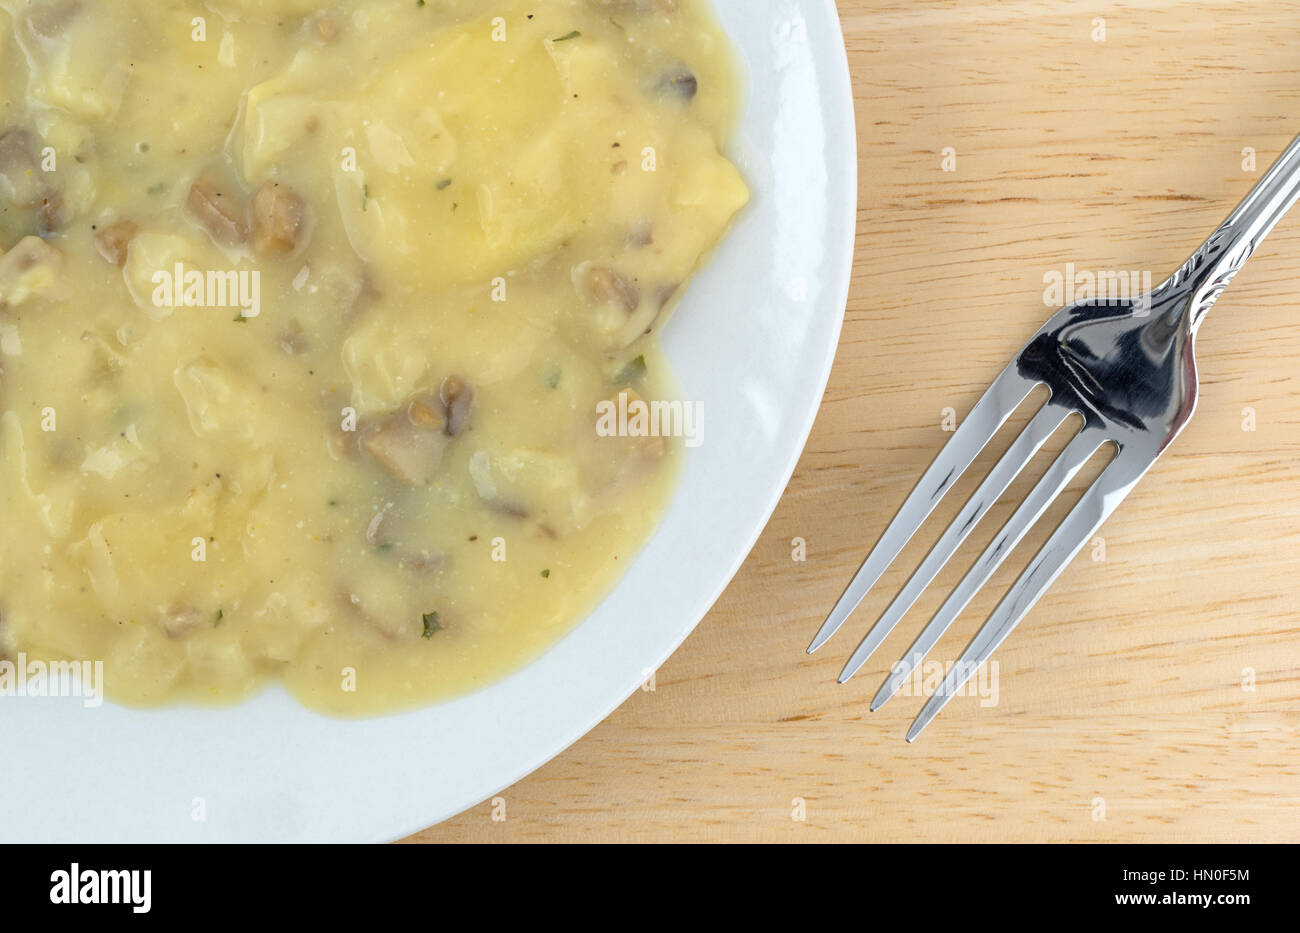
(553, 30, 581, 42)
(436, 177, 452, 190)
(214, 609, 224, 627)
(545, 366, 562, 389)
(422, 611, 442, 639)
(146, 183, 166, 195)
(541, 569, 550, 579)
(615, 354, 647, 384)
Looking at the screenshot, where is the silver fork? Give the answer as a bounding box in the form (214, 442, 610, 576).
(809, 133, 1300, 741)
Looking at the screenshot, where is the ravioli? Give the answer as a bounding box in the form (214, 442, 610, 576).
(0, 0, 747, 713)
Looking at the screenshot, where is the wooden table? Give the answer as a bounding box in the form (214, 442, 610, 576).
(407, 0, 1300, 843)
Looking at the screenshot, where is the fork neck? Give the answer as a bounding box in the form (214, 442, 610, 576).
(1162, 133, 1300, 334)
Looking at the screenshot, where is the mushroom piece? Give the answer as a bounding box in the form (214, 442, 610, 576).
(399, 550, 445, 573)
(159, 606, 205, 640)
(365, 501, 396, 547)
(0, 129, 47, 208)
(251, 180, 308, 256)
(25, 0, 83, 39)
(360, 395, 450, 486)
(581, 265, 640, 312)
(363, 502, 447, 570)
(607, 283, 680, 351)
(338, 589, 406, 641)
(188, 176, 248, 245)
(0, 129, 69, 231)
(627, 220, 654, 248)
(94, 220, 139, 267)
(338, 582, 444, 641)
(37, 191, 68, 233)
(656, 63, 698, 101)
(278, 318, 309, 355)
(439, 375, 474, 436)
(485, 498, 530, 520)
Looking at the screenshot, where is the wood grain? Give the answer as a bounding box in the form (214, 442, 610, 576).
(406, 0, 1300, 843)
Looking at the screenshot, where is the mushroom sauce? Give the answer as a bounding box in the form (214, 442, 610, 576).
(0, 0, 748, 712)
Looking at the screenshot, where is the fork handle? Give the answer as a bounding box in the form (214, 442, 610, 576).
(1173, 133, 1300, 330)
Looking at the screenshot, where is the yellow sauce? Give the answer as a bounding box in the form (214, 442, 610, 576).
(0, 0, 747, 713)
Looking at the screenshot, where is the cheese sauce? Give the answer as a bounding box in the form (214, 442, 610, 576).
(0, 0, 747, 712)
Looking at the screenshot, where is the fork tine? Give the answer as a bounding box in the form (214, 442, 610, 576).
(837, 401, 1073, 683)
(905, 452, 1137, 741)
(807, 369, 1041, 654)
(869, 427, 1106, 712)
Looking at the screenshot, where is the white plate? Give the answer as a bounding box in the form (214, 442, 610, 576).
(0, 0, 856, 842)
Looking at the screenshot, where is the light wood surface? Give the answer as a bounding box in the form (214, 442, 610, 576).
(407, 0, 1300, 843)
